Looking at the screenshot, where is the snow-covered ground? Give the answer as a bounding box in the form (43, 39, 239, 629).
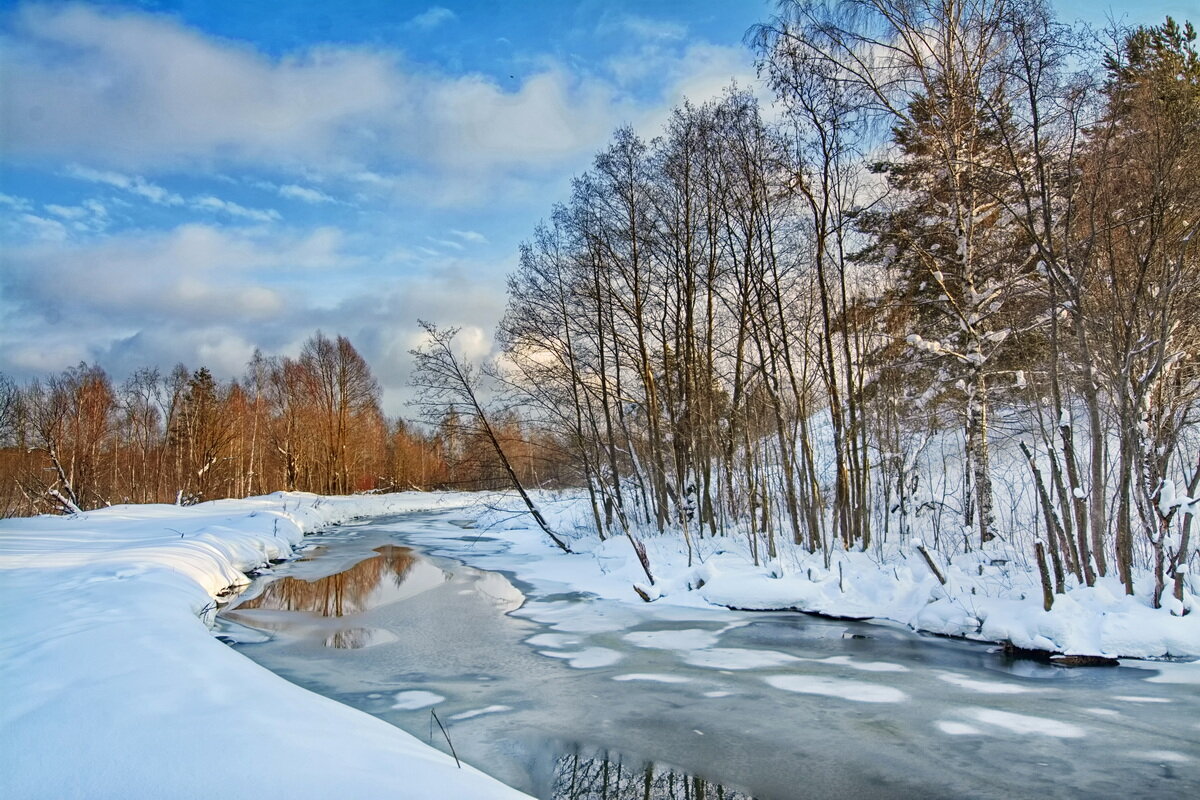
(2, 489, 1196, 799)
(474, 492, 1200, 660)
(0, 492, 531, 800)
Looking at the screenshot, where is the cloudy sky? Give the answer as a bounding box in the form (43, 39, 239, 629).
(0, 0, 1189, 414)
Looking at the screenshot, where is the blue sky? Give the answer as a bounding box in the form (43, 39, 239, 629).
(1, 0, 1193, 414)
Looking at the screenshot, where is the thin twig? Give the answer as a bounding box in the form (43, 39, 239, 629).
(430, 709, 460, 768)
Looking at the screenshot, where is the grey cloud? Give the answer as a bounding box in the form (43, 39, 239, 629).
(0, 223, 508, 416)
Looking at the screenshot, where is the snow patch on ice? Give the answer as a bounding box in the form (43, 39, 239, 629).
(1083, 707, 1121, 717)
(539, 647, 622, 669)
(1131, 750, 1192, 764)
(1120, 661, 1200, 684)
(516, 600, 633, 634)
(524, 633, 580, 649)
(392, 690, 445, 710)
(966, 708, 1085, 738)
(810, 655, 909, 672)
(612, 673, 692, 684)
(764, 675, 908, 703)
(681, 647, 801, 670)
(622, 628, 720, 650)
(937, 671, 1039, 694)
(450, 705, 511, 721)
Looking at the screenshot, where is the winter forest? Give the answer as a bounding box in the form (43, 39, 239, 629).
(6, 0, 1196, 613)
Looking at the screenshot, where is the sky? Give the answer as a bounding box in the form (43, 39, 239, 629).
(1, 0, 1194, 415)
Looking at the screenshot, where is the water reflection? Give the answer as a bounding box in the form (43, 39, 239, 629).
(553, 750, 753, 800)
(323, 627, 399, 649)
(239, 545, 418, 617)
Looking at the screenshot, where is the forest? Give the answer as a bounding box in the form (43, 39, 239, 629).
(0, 331, 551, 517)
(2, 0, 1198, 613)
(479, 0, 1200, 610)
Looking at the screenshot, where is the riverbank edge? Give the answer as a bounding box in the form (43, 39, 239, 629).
(468, 492, 1200, 662)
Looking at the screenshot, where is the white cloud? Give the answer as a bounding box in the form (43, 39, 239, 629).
(450, 229, 488, 244)
(278, 184, 336, 204)
(43, 200, 110, 233)
(0, 4, 767, 220)
(618, 15, 688, 41)
(2, 224, 354, 325)
(406, 7, 457, 31)
(2, 4, 618, 179)
(191, 195, 281, 223)
(0, 193, 33, 212)
(64, 164, 184, 205)
(1, 4, 743, 205)
(4, 5, 402, 171)
(13, 213, 68, 241)
(44, 204, 87, 220)
(63, 164, 282, 224)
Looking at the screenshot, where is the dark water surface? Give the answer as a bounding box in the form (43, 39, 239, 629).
(217, 514, 1199, 800)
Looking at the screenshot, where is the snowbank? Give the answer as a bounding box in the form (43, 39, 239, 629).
(0, 492, 530, 800)
(475, 492, 1200, 660)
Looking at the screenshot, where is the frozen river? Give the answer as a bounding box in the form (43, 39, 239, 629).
(217, 513, 1199, 799)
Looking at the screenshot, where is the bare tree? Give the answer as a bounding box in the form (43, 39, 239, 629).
(410, 321, 572, 554)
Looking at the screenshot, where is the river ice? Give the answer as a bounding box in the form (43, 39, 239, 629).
(220, 512, 1200, 800)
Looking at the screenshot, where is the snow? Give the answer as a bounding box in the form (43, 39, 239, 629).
(807, 655, 909, 673)
(538, 646, 623, 668)
(1131, 750, 1192, 764)
(764, 675, 909, 703)
(622, 629, 721, 650)
(392, 690, 446, 710)
(1083, 707, 1121, 717)
(612, 673, 693, 683)
(965, 708, 1086, 738)
(450, 705, 512, 720)
(1111, 695, 1171, 704)
(680, 647, 801, 670)
(1123, 661, 1200, 684)
(0, 492, 531, 800)
(936, 672, 1040, 694)
(523, 632, 581, 648)
(471, 491, 1200, 660)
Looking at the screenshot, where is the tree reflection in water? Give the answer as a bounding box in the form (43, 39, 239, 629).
(240, 546, 417, 617)
(553, 750, 753, 800)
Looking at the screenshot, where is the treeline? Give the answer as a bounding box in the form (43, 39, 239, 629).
(494, 1, 1199, 607)
(0, 331, 554, 517)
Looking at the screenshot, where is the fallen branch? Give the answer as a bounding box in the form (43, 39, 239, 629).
(916, 543, 946, 585)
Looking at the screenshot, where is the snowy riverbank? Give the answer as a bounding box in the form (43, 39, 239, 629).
(472, 492, 1200, 661)
(0, 492, 531, 800)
